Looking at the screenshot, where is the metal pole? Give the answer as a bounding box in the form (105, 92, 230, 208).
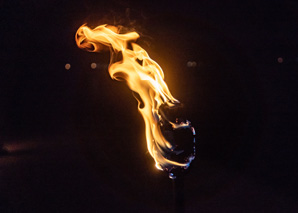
(172, 176, 184, 213)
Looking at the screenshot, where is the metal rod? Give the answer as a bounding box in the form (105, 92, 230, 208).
(172, 176, 185, 213)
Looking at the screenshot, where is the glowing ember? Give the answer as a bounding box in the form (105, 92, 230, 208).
(76, 24, 195, 176)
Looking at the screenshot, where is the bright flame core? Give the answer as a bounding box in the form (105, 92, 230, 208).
(76, 24, 195, 172)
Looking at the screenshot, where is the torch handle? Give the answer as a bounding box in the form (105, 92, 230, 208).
(172, 177, 185, 213)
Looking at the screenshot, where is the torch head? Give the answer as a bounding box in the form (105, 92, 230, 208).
(159, 102, 196, 179)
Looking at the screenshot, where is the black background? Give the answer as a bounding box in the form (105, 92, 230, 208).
(1, 0, 298, 212)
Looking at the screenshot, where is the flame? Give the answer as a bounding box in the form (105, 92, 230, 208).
(76, 24, 195, 171)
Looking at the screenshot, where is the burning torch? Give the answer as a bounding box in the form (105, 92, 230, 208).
(76, 23, 196, 188)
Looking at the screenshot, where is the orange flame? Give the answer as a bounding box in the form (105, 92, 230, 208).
(76, 24, 195, 172)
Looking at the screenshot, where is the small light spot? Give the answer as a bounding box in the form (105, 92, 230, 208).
(91, 63, 97, 69)
(65, 63, 71, 70)
(277, 57, 283, 63)
(187, 61, 192, 67)
(187, 61, 197, 68)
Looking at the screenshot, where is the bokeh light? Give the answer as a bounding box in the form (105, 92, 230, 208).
(277, 57, 283, 63)
(91, 63, 97, 69)
(65, 63, 71, 70)
(187, 61, 197, 68)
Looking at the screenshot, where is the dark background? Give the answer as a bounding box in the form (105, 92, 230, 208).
(1, 0, 298, 212)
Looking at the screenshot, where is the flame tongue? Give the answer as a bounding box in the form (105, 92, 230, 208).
(76, 24, 195, 174)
